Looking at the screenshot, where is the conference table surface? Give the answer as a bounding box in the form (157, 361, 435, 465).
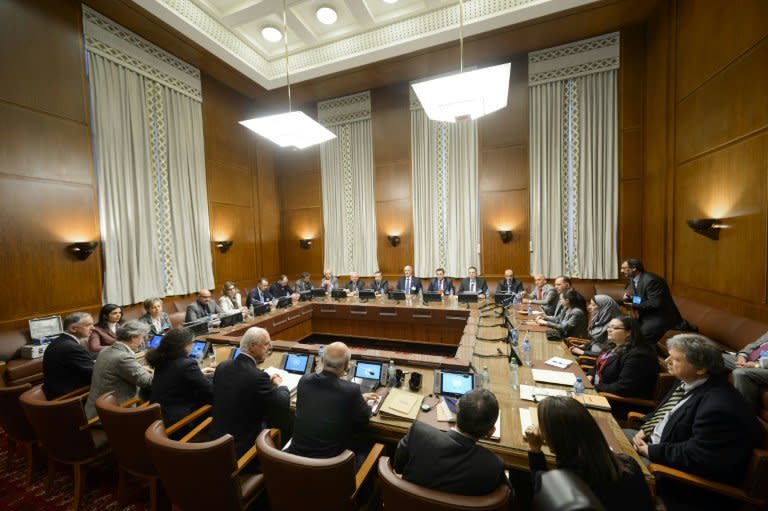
(206, 295, 653, 486)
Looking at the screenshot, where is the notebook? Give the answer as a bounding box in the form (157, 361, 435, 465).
(264, 367, 302, 394)
(379, 388, 423, 420)
(531, 368, 577, 387)
(571, 393, 612, 411)
(544, 356, 574, 369)
(519, 384, 569, 402)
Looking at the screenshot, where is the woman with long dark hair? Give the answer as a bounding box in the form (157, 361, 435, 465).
(88, 303, 122, 352)
(536, 288, 589, 338)
(525, 396, 653, 510)
(146, 328, 213, 427)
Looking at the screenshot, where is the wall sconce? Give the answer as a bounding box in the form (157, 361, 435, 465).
(498, 230, 513, 244)
(68, 241, 99, 261)
(687, 219, 723, 240)
(215, 240, 234, 253)
(300, 239, 313, 249)
(387, 235, 401, 247)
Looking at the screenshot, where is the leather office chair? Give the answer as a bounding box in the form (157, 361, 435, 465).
(377, 456, 511, 511)
(256, 428, 384, 511)
(599, 360, 676, 422)
(533, 469, 605, 511)
(144, 419, 263, 511)
(0, 383, 36, 482)
(19, 385, 110, 511)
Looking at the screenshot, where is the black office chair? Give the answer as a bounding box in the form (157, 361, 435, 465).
(533, 469, 605, 511)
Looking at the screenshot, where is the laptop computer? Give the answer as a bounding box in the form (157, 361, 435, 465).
(280, 352, 314, 375)
(350, 360, 388, 393)
(147, 334, 163, 350)
(189, 341, 209, 361)
(434, 370, 477, 398)
(229, 347, 242, 359)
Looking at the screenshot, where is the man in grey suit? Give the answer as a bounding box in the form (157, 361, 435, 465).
(295, 272, 313, 292)
(185, 289, 222, 322)
(320, 268, 339, 293)
(344, 272, 366, 295)
(84, 320, 153, 419)
(548, 275, 573, 320)
(523, 274, 559, 315)
(724, 330, 768, 411)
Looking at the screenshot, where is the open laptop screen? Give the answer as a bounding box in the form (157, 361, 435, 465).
(354, 361, 383, 381)
(440, 371, 474, 397)
(283, 353, 310, 374)
(147, 335, 163, 350)
(189, 341, 208, 360)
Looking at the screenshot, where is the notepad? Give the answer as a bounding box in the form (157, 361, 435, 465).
(519, 407, 539, 438)
(545, 356, 573, 369)
(571, 393, 612, 411)
(379, 388, 423, 420)
(437, 397, 456, 422)
(531, 368, 577, 386)
(264, 367, 302, 394)
(519, 384, 569, 402)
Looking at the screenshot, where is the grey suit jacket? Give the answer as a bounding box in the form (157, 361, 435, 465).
(737, 330, 768, 359)
(541, 307, 589, 338)
(185, 300, 222, 322)
(84, 342, 153, 419)
(320, 276, 339, 291)
(529, 284, 558, 315)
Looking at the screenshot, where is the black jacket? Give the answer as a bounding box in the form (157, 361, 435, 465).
(496, 278, 523, 294)
(150, 357, 213, 426)
(627, 271, 682, 342)
(592, 347, 659, 399)
(396, 276, 423, 294)
(42, 333, 95, 400)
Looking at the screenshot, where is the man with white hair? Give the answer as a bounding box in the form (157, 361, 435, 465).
(210, 327, 290, 471)
(344, 272, 366, 296)
(42, 312, 96, 399)
(396, 265, 422, 295)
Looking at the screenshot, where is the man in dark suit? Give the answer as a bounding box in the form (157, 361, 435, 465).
(343, 272, 366, 296)
(210, 327, 291, 470)
(457, 266, 489, 298)
(42, 312, 96, 400)
(246, 278, 274, 308)
(496, 268, 523, 295)
(396, 265, 422, 296)
(547, 275, 572, 321)
(270, 274, 294, 298)
(427, 267, 455, 295)
(287, 342, 377, 463)
(393, 389, 508, 496)
(185, 289, 222, 322)
(630, 334, 761, 488)
(369, 270, 389, 295)
(621, 259, 682, 344)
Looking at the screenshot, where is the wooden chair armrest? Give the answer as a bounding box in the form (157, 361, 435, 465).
(599, 392, 656, 409)
(352, 443, 385, 500)
(0, 360, 6, 387)
(233, 444, 258, 476)
(577, 355, 597, 363)
(166, 404, 212, 436)
(648, 464, 759, 504)
(626, 412, 646, 429)
(54, 386, 90, 401)
(566, 337, 589, 347)
(79, 416, 101, 431)
(180, 416, 212, 443)
(119, 396, 143, 408)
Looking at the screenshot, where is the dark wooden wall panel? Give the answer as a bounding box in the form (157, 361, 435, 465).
(209, 203, 258, 286)
(254, 144, 281, 279)
(281, 209, 324, 279)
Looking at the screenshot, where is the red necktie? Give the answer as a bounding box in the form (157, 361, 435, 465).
(538, 288, 542, 300)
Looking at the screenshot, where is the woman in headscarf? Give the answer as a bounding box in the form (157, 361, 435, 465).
(569, 294, 620, 356)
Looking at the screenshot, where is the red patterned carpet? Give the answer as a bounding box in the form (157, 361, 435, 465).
(0, 431, 148, 511)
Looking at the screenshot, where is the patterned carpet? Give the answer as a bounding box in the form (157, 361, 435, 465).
(0, 432, 148, 511)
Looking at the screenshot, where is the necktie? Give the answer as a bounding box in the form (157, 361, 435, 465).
(537, 287, 543, 300)
(470, 280, 475, 292)
(641, 385, 686, 436)
(439, 280, 443, 291)
(406, 278, 411, 294)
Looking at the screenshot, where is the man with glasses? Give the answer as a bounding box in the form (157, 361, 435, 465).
(186, 289, 222, 322)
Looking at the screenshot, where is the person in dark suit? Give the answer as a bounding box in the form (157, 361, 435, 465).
(457, 266, 489, 298)
(343, 272, 366, 296)
(185, 289, 222, 322)
(295, 272, 313, 293)
(139, 297, 172, 335)
(42, 312, 96, 400)
(621, 259, 682, 344)
(495, 268, 523, 295)
(210, 327, 291, 470)
(287, 342, 376, 462)
(320, 269, 339, 293)
(393, 389, 508, 496)
(395, 265, 422, 296)
(629, 334, 762, 509)
(147, 327, 213, 429)
(523, 274, 559, 315)
(427, 267, 455, 295)
(525, 396, 653, 511)
(536, 289, 589, 339)
(369, 270, 389, 295)
(270, 274, 295, 298)
(246, 278, 275, 308)
(548, 276, 572, 320)
(88, 303, 122, 352)
(588, 316, 660, 419)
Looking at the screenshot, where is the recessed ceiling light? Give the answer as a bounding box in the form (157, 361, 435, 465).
(261, 26, 282, 43)
(382, 0, 398, 4)
(316, 6, 338, 25)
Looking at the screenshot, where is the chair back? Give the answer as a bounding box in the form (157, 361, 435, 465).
(377, 456, 510, 511)
(144, 420, 244, 511)
(95, 392, 161, 477)
(255, 429, 356, 511)
(0, 383, 35, 442)
(533, 469, 605, 511)
(652, 371, 677, 403)
(19, 385, 98, 463)
(742, 422, 768, 500)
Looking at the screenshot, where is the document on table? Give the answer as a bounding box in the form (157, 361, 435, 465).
(264, 367, 302, 394)
(519, 407, 539, 438)
(531, 368, 577, 386)
(519, 384, 569, 402)
(544, 356, 574, 369)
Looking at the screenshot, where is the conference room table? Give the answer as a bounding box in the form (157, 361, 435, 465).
(204, 294, 653, 488)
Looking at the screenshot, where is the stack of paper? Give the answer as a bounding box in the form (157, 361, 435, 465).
(544, 356, 574, 369)
(519, 384, 569, 402)
(519, 407, 539, 438)
(531, 368, 577, 387)
(379, 388, 423, 421)
(265, 367, 302, 394)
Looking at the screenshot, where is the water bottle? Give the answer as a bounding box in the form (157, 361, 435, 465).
(527, 304, 533, 315)
(521, 336, 532, 367)
(481, 366, 490, 389)
(388, 359, 397, 385)
(248, 303, 254, 318)
(509, 358, 519, 390)
(572, 377, 585, 397)
(511, 328, 519, 347)
(316, 345, 325, 374)
(760, 351, 768, 369)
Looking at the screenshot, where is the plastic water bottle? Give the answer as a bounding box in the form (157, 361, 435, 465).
(527, 304, 533, 315)
(521, 336, 532, 367)
(481, 366, 490, 389)
(760, 351, 768, 369)
(248, 303, 254, 318)
(316, 345, 325, 374)
(572, 377, 585, 397)
(509, 358, 519, 390)
(388, 359, 397, 385)
(511, 328, 519, 347)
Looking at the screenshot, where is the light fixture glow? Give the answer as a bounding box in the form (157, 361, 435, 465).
(240, 112, 335, 149)
(382, 0, 399, 4)
(316, 6, 338, 24)
(261, 26, 282, 42)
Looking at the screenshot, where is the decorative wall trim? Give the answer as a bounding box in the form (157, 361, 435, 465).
(318, 91, 372, 127)
(528, 31, 619, 86)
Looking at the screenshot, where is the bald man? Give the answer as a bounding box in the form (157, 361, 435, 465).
(523, 275, 558, 315)
(185, 289, 222, 322)
(287, 342, 377, 463)
(396, 265, 423, 295)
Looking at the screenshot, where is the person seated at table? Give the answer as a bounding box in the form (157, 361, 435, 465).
(570, 295, 621, 356)
(524, 396, 653, 511)
(270, 274, 295, 299)
(522, 274, 558, 315)
(43, 312, 96, 400)
(295, 272, 313, 293)
(548, 276, 572, 320)
(342, 272, 366, 296)
(535, 289, 589, 338)
(396, 265, 422, 296)
(427, 267, 455, 295)
(724, 329, 768, 412)
(496, 268, 523, 295)
(139, 297, 172, 335)
(457, 266, 489, 298)
(88, 303, 123, 353)
(185, 289, 222, 322)
(147, 327, 213, 428)
(218, 281, 247, 314)
(369, 270, 389, 295)
(84, 320, 154, 419)
(246, 278, 274, 308)
(287, 342, 376, 464)
(320, 269, 339, 293)
(393, 389, 508, 496)
(588, 316, 659, 418)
